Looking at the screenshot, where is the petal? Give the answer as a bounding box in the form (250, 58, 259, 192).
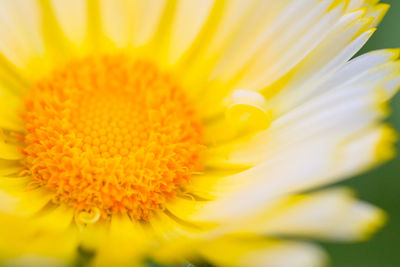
(0, 179, 53, 217)
(0, 0, 55, 79)
(204, 49, 399, 147)
(0, 141, 22, 160)
(188, 0, 382, 118)
(49, 0, 88, 47)
(181, 125, 393, 222)
(0, 213, 78, 261)
(161, 0, 217, 66)
(0, 159, 21, 176)
(272, 48, 400, 115)
(95, 0, 169, 54)
(233, 1, 348, 92)
(32, 204, 74, 232)
(0, 87, 24, 132)
(176, 0, 257, 93)
(233, 188, 386, 241)
(90, 215, 152, 266)
(206, 48, 399, 169)
(99, 0, 136, 48)
(198, 237, 327, 267)
(0, 1, 44, 67)
(3, 255, 69, 267)
(205, 89, 272, 143)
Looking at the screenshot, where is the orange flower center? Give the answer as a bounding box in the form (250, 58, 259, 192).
(20, 55, 204, 220)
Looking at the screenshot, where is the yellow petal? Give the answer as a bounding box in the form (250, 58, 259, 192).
(0, 159, 21, 176)
(0, 141, 22, 160)
(0, 87, 24, 132)
(32, 204, 74, 232)
(0, 213, 78, 261)
(90, 215, 152, 266)
(0, 184, 53, 217)
(226, 89, 272, 132)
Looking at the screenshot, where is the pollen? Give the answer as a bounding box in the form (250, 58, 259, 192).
(20, 55, 204, 220)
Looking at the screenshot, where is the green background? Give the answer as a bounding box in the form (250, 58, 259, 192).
(324, 1, 400, 266)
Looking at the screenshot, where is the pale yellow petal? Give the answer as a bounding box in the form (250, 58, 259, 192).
(232, 188, 385, 241)
(207, 48, 399, 168)
(99, 0, 134, 48)
(3, 255, 69, 267)
(49, 0, 87, 47)
(0, 1, 55, 79)
(177, 125, 393, 223)
(198, 237, 327, 267)
(161, 0, 216, 66)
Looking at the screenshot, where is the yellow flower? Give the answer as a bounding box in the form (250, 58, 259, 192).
(0, 0, 397, 266)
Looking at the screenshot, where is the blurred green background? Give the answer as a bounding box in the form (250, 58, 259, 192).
(323, 1, 400, 266)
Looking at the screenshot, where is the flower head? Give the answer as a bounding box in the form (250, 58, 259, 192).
(0, 0, 398, 266)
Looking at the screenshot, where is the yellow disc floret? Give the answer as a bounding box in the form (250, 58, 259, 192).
(20, 55, 204, 220)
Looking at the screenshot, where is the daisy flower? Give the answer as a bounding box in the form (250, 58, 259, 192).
(0, 0, 398, 266)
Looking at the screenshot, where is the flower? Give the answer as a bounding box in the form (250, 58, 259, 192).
(0, 0, 398, 266)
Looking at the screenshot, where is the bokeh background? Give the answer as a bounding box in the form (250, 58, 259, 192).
(322, 1, 400, 266)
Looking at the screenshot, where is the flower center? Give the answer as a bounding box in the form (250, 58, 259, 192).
(21, 55, 204, 220)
